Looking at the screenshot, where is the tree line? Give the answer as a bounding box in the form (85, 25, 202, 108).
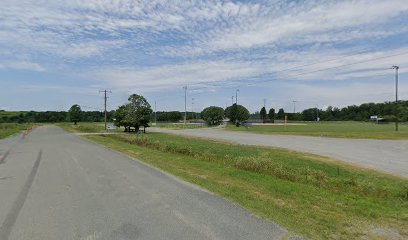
(2, 98, 407, 125)
(0, 109, 115, 123)
(255, 100, 408, 122)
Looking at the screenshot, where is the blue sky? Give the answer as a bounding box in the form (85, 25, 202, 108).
(1, 0, 408, 113)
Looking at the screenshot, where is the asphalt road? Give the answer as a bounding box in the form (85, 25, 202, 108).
(150, 127, 408, 178)
(0, 126, 287, 240)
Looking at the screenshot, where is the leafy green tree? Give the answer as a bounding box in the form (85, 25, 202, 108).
(68, 104, 81, 125)
(301, 108, 316, 121)
(124, 94, 153, 133)
(260, 107, 267, 121)
(156, 111, 182, 122)
(277, 108, 285, 120)
(114, 105, 132, 131)
(225, 104, 250, 126)
(268, 108, 275, 120)
(201, 106, 224, 125)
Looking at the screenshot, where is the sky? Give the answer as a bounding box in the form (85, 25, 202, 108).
(1, 0, 408, 113)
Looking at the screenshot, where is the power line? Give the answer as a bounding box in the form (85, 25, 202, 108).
(186, 49, 408, 90)
(146, 50, 408, 104)
(186, 48, 382, 89)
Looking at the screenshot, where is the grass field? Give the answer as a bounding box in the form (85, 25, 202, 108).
(153, 122, 208, 129)
(227, 121, 408, 139)
(57, 122, 208, 133)
(56, 122, 111, 133)
(0, 123, 31, 139)
(59, 122, 408, 239)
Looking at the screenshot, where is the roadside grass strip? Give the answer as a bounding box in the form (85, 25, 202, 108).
(0, 123, 32, 139)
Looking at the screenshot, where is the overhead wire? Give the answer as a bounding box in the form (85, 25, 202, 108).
(147, 49, 408, 104)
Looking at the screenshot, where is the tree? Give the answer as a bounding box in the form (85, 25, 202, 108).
(68, 104, 81, 125)
(114, 105, 132, 131)
(201, 106, 224, 125)
(301, 108, 316, 121)
(277, 108, 285, 120)
(260, 107, 267, 122)
(124, 94, 153, 133)
(268, 108, 275, 120)
(156, 111, 182, 122)
(225, 104, 250, 126)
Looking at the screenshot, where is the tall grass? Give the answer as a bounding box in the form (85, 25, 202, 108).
(105, 134, 408, 201)
(0, 123, 30, 139)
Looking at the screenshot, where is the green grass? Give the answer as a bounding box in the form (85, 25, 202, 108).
(57, 122, 208, 133)
(73, 129, 408, 239)
(0, 123, 31, 139)
(56, 122, 122, 133)
(153, 122, 209, 129)
(227, 121, 408, 139)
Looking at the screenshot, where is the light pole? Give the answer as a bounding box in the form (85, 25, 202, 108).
(292, 100, 297, 113)
(316, 104, 319, 122)
(231, 96, 234, 105)
(235, 89, 239, 104)
(391, 65, 399, 131)
(183, 86, 187, 125)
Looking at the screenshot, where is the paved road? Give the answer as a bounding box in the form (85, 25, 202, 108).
(0, 126, 287, 240)
(150, 127, 408, 178)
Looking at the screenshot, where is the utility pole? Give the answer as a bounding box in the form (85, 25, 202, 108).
(292, 100, 297, 113)
(231, 96, 234, 105)
(154, 100, 157, 125)
(235, 89, 239, 104)
(183, 86, 187, 125)
(391, 66, 399, 131)
(99, 90, 111, 130)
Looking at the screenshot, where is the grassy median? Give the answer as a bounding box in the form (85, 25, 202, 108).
(227, 121, 408, 140)
(0, 123, 31, 139)
(73, 130, 408, 240)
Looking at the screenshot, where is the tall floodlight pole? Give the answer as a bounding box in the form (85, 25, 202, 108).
(392, 66, 399, 131)
(99, 89, 111, 130)
(183, 86, 187, 125)
(236, 89, 239, 104)
(292, 100, 297, 113)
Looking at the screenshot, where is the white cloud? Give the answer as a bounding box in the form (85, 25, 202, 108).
(166, 0, 408, 56)
(92, 60, 268, 91)
(1, 0, 407, 61)
(0, 61, 46, 72)
(1, 0, 408, 110)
